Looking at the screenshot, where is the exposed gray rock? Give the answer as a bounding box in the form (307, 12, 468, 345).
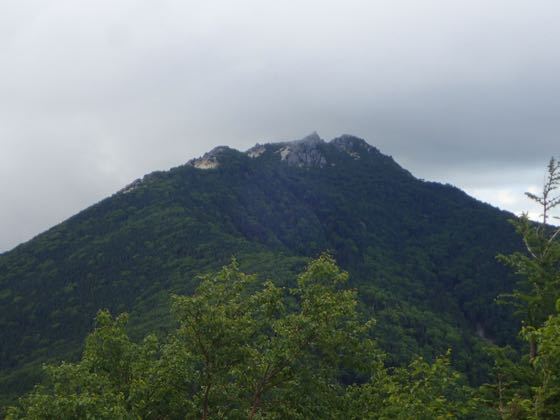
(188, 146, 231, 170)
(275, 132, 327, 168)
(242, 133, 381, 168)
(246, 144, 266, 158)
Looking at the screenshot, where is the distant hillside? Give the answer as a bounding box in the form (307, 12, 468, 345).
(0, 133, 521, 404)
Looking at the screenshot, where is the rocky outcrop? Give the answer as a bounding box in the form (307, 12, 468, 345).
(188, 146, 232, 170)
(274, 132, 327, 168)
(246, 144, 266, 158)
(192, 133, 379, 170)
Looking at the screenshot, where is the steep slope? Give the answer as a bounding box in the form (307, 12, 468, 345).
(0, 133, 520, 403)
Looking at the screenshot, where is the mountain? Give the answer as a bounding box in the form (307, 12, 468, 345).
(0, 133, 521, 404)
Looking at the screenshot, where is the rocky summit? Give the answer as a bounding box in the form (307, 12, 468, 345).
(189, 132, 383, 170)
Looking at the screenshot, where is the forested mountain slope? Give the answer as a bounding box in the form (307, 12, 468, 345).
(0, 133, 521, 403)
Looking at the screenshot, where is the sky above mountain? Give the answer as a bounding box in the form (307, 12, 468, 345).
(1, 0, 559, 252)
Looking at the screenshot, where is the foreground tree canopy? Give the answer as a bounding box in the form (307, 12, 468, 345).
(490, 158, 560, 418)
(7, 255, 483, 419)
(6, 250, 560, 419)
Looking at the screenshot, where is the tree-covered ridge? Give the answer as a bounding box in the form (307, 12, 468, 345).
(0, 134, 521, 405)
(8, 230, 560, 418)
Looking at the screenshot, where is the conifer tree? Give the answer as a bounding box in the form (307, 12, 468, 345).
(498, 157, 560, 359)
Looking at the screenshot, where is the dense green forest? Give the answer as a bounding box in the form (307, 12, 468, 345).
(7, 198, 560, 419)
(3, 135, 556, 417)
(5, 255, 487, 418)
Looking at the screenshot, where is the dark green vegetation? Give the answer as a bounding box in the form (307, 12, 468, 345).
(7, 230, 560, 418)
(487, 158, 560, 418)
(6, 256, 488, 419)
(0, 134, 524, 410)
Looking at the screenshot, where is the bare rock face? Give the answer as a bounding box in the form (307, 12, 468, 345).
(245, 132, 328, 168)
(191, 158, 219, 170)
(191, 133, 380, 171)
(275, 132, 327, 168)
(246, 144, 266, 158)
(188, 146, 231, 170)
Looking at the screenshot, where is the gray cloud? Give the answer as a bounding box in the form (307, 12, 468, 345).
(1, 0, 559, 251)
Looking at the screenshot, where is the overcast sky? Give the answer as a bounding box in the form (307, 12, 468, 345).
(1, 0, 559, 252)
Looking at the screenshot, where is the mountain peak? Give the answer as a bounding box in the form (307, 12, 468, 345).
(192, 133, 382, 170)
(244, 132, 383, 168)
(274, 132, 327, 168)
(244, 132, 327, 168)
(291, 131, 324, 146)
